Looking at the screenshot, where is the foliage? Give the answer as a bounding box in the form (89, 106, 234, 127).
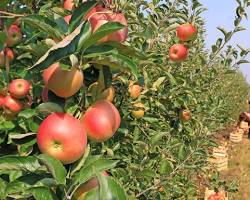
(0, 0, 249, 199)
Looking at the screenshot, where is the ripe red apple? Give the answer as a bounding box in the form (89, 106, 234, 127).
(9, 79, 31, 99)
(131, 102, 145, 119)
(37, 113, 87, 164)
(81, 100, 121, 142)
(85, 5, 108, 21)
(6, 24, 22, 47)
(169, 44, 188, 62)
(43, 63, 84, 98)
(3, 95, 23, 113)
(5, 48, 14, 62)
(64, 0, 74, 10)
(180, 109, 191, 122)
(176, 23, 197, 42)
(106, 12, 128, 43)
(87, 6, 128, 43)
(129, 84, 141, 99)
(43, 62, 59, 86)
(73, 171, 108, 200)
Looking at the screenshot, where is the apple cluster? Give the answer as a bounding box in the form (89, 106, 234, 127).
(0, 79, 31, 119)
(64, 0, 128, 43)
(169, 23, 197, 62)
(0, 22, 22, 67)
(36, 0, 131, 166)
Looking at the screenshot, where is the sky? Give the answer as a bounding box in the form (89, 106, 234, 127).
(199, 0, 250, 84)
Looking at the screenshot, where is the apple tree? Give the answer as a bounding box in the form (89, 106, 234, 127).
(0, 0, 250, 200)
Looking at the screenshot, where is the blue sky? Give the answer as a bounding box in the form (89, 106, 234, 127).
(199, 0, 250, 83)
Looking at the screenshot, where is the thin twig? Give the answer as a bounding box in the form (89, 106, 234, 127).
(0, 10, 26, 17)
(136, 150, 195, 197)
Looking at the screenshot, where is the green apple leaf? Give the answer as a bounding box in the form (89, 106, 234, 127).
(37, 154, 67, 185)
(68, 1, 97, 33)
(0, 156, 41, 172)
(73, 157, 118, 186)
(36, 102, 64, 114)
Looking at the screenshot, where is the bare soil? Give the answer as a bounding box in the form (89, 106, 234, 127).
(212, 126, 250, 200)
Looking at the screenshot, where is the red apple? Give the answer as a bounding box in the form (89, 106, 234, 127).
(5, 48, 14, 62)
(3, 95, 23, 113)
(106, 12, 128, 43)
(64, 0, 74, 10)
(129, 84, 141, 99)
(176, 23, 197, 42)
(180, 109, 191, 122)
(9, 79, 31, 99)
(37, 113, 87, 164)
(43, 62, 59, 86)
(6, 24, 22, 47)
(73, 171, 108, 200)
(81, 100, 121, 142)
(87, 6, 128, 43)
(169, 44, 188, 62)
(43, 63, 84, 98)
(85, 5, 108, 21)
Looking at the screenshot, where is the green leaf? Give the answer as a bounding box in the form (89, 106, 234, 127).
(91, 53, 139, 79)
(98, 175, 127, 200)
(82, 22, 125, 50)
(143, 117, 159, 123)
(138, 169, 157, 178)
(159, 160, 174, 175)
(0, 156, 41, 172)
(22, 15, 64, 40)
(178, 145, 187, 161)
(6, 174, 48, 195)
(84, 187, 100, 200)
(0, 120, 15, 131)
(30, 21, 90, 70)
(73, 157, 118, 186)
(18, 109, 37, 119)
(29, 187, 58, 200)
(0, 178, 6, 199)
(217, 26, 228, 38)
(83, 45, 117, 58)
(37, 102, 64, 114)
(68, 1, 97, 33)
(37, 154, 67, 185)
(9, 132, 36, 141)
(237, 60, 250, 64)
(152, 76, 166, 91)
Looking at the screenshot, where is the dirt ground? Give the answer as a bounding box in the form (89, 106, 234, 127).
(212, 127, 250, 200)
(221, 136, 250, 200)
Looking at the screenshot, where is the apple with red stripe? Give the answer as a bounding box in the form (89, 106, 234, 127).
(176, 23, 197, 42)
